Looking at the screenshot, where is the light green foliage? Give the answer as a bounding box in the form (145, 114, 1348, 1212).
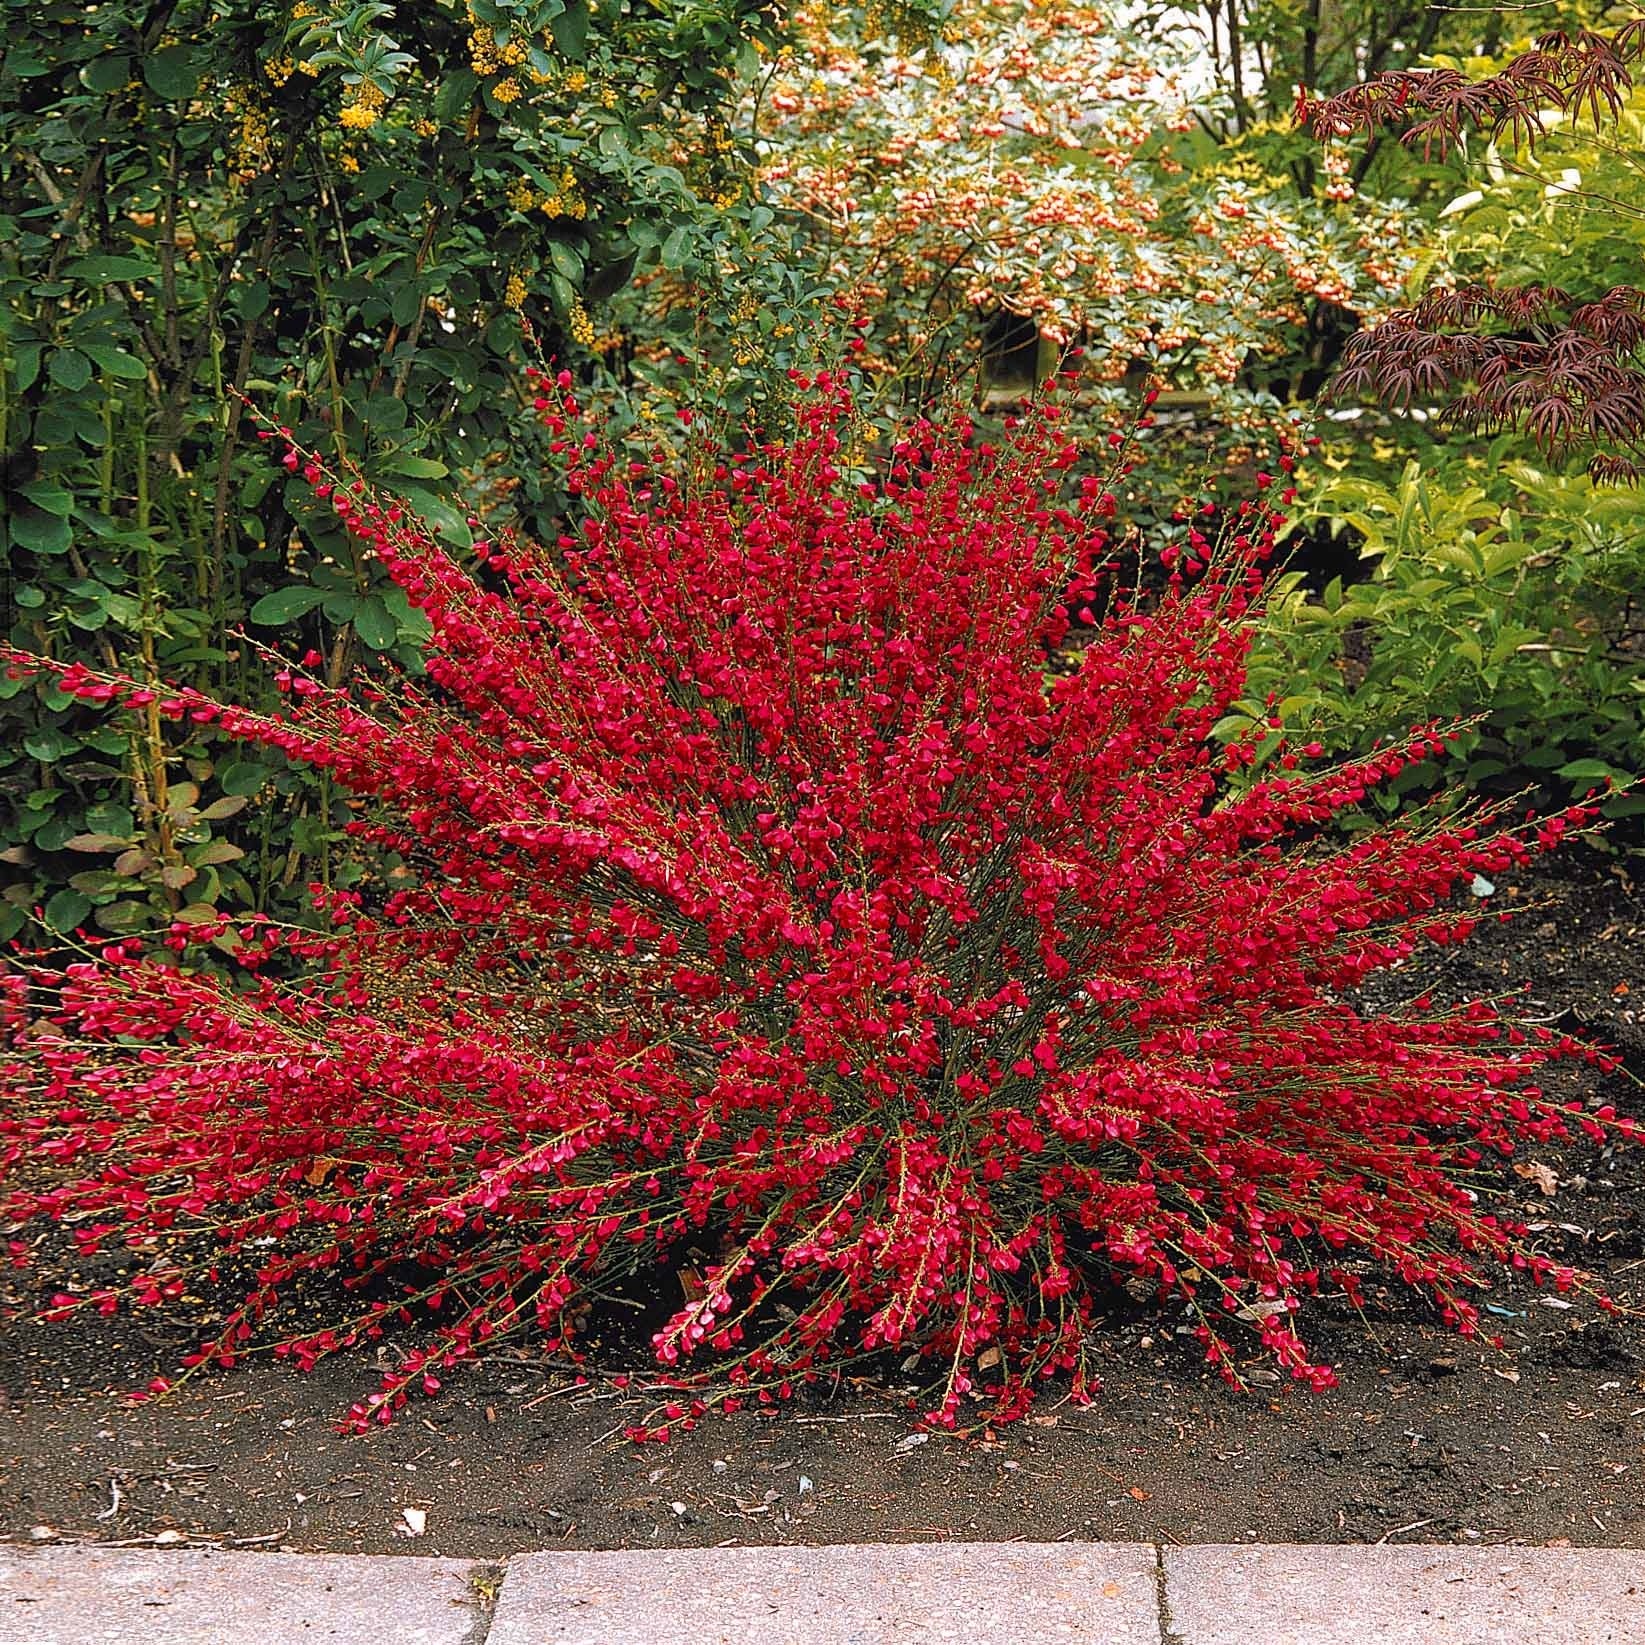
(1427, 65, 1645, 295)
(1238, 439, 1644, 817)
(1222, 14, 1644, 824)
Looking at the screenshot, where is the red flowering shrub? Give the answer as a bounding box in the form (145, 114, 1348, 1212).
(0, 372, 1628, 1436)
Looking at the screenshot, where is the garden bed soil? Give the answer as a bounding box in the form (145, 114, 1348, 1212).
(3, 849, 1642, 1558)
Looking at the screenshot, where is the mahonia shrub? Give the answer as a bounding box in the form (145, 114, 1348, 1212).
(0, 370, 1629, 1437)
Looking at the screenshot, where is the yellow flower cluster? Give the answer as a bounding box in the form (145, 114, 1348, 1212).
(413, 116, 438, 137)
(226, 86, 272, 174)
(507, 176, 539, 211)
(460, 3, 611, 111)
(264, 55, 295, 88)
(526, 60, 587, 94)
(568, 298, 596, 346)
(339, 78, 386, 130)
(540, 167, 588, 219)
(466, 3, 530, 76)
(505, 272, 528, 309)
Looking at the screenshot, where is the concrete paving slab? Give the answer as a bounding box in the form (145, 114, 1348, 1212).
(0, 1545, 484, 1645)
(488, 1541, 1161, 1644)
(1163, 1543, 1645, 1645)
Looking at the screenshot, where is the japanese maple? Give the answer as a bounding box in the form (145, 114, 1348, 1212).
(1305, 20, 1645, 482)
(0, 370, 1626, 1435)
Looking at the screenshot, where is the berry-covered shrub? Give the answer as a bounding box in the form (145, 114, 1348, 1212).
(0, 372, 1626, 1436)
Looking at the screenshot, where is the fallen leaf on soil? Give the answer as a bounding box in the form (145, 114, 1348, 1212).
(1514, 1161, 1559, 1196)
(1128, 1486, 1150, 1501)
(1027, 1413, 1060, 1428)
(1235, 1299, 1291, 1323)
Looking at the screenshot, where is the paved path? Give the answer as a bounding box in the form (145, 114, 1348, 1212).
(3, 1540, 1643, 1643)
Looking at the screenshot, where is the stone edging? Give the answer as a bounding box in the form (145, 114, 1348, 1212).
(3, 1539, 1644, 1643)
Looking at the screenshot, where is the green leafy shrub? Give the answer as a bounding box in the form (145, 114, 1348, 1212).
(1262, 16, 1644, 819)
(1235, 439, 1644, 817)
(2, 0, 939, 940)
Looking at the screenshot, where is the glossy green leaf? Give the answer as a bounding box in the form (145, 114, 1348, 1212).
(352, 594, 397, 650)
(19, 482, 73, 516)
(80, 53, 131, 93)
(81, 344, 148, 379)
(43, 890, 92, 931)
(64, 255, 157, 283)
(548, 0, 589, 58)
(47, 348, 92, 390)
(142, 45, 201, 101)
(219, 762, 273, 797)
(379, 454, 449, 479)
(249, 585, 331, 625)
(10, 508, 72, 553)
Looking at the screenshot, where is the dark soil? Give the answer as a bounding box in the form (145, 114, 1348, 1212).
(3, 850, 1642, 1558)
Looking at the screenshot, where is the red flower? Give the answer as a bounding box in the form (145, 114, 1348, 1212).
(0, 372, 1617, 1431)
